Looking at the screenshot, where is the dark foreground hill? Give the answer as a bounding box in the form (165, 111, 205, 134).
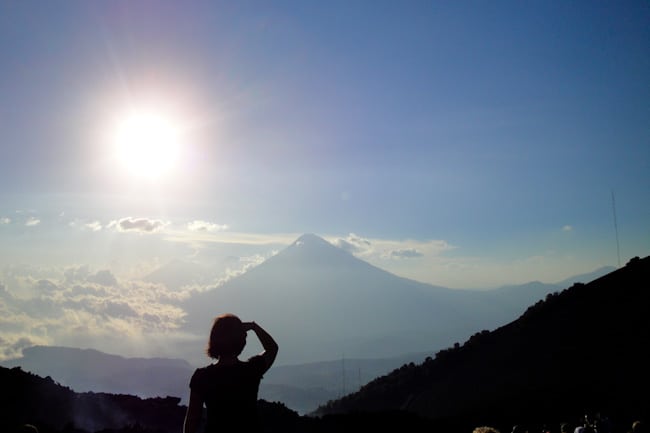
(1, 364, 435, 433)
(315, 256, 650, 432)
(1, 346, 194, 403)
(1, 233, 615, 415)
(0, 365, 187, 433)
(2, 257, 647, 433)
(0, 365, 310, 433)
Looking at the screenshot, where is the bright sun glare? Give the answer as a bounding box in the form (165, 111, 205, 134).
(113, 109, 183, 181)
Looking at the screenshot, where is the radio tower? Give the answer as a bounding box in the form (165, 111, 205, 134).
(341, 354, 346, 397)
(611, 190, 621, 267)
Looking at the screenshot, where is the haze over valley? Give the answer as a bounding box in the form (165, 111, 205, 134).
(1, 1, 648, 426)
(1, 234, 617, 414)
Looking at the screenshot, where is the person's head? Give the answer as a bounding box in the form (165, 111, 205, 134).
(207, 313, 246, 359)
(20, 425, 39, 433)
(474, 427, 500, 433)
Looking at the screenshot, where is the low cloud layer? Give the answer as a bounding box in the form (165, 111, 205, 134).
(390, 248, 424, 259)
(0, 247, 274, 362)
(0, 227, 608, 362)
(0, 266, 189, 361)
(332, 233, 451, 261)
(84, 221, 103, 232)
(334, 233, 373, 255)
(110, 217, 169, 233)
(25, 217, 41, 227)
(187, 220, 229, 232)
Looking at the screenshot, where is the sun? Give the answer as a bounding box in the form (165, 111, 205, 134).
(113, 109, 183, 181)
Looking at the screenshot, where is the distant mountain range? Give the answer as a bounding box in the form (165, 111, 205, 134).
(3, 256, 646, 433)
(1, 346, 194, 401)
(315, 256, 650, 432)
(0, 344, 427, 415)
(1, 233, 617, 415)
(0, 365, 302, 433)
(179, 233, 614, 366)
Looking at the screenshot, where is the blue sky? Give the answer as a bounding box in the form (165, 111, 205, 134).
(1, 0, 648, 303)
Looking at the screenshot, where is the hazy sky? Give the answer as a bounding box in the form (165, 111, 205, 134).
(0, 1, 648, 359)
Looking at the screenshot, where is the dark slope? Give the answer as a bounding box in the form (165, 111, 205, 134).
(4, 364, 421, 433)
(1, 346, 193, 402)
(315, 256, 650, 430)
(3, 234, 622, 417)
(0, 365, 304, 433)
(0, 366, 187, 433)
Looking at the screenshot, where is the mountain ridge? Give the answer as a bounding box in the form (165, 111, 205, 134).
(2, 233, 625, 415)
(179, 233, 612, 365)
(1, 345, 194, 403)
(3, 257, 646, 433)
(314, 256, 650, 430)
(0, 344, 429, 415)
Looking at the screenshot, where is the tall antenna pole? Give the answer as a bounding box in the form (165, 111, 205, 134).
(611, 190, 621, 267)
(341, 354, 346, 397)
(358, 366, 361, 390)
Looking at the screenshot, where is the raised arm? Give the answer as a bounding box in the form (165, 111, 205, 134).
(243, 321, 278, 371)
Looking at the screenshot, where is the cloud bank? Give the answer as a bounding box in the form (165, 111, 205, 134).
(187, 220, 229, 232)
(0, 266, 189, 361)
(109, 217, 169, 233)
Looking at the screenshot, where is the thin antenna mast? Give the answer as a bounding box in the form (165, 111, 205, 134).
(358, 366, 361, 390)
(611, 190, 621, 267)
(341, 354, 346, 397)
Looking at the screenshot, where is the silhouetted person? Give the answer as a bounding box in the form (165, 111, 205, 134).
(574, 414, 595, 433)
(474, 427, 501, 433)
(593, 412, 612, 433)
(183, 313, 278, 433)
(632, 420, 647, 433)
(560, 422, 573, 433)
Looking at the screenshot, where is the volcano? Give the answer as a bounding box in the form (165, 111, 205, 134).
(181, 234, 547, 365)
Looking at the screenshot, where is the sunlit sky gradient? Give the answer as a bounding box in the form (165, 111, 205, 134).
(1, 0, 648, 297)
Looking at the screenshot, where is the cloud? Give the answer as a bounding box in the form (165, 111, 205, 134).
(84, 221, 103, 232)
(87, 270, 118, 286)
(35, 278, 59, 293)
(0, 336, 41, 361)
(109, 217, 168, 233)
(336, 239, 360, 254)
(101, 300, 138, 318)
(64, 265, 91, 284)
(0, 217, 10, 224)
(390, 248, 424, 259)
(187, 220, 229, 232)
(562, 225, 573, 232)
(0, 267, 189, 360)
(25, 217, 40, 226)
(68, 219, 102, 231)
(334, 233, 372, 254)
(330, 234, 452, 262)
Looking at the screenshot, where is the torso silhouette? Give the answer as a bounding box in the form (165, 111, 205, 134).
(190, 355, 267, 432)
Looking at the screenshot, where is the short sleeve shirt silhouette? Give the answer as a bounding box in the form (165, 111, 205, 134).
(190, 355, 267, 432)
